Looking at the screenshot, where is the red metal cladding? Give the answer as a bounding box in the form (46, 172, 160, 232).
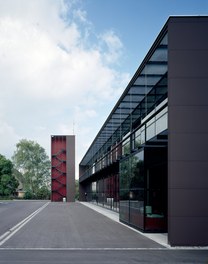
(51, 136, 67, 202)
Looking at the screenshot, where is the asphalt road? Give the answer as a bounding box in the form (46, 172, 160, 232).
(0, 201, 207, 263)
(0, 200, 48, 236)
(0, 249, 208, 264)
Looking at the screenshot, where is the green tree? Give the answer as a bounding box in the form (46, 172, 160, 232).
(12, 139, 51, 197)
(24, 189, 34, 200)
(36, 186, 50, 200)
(0, 154, 19, 197)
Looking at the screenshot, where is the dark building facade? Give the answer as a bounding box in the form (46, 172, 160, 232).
(51, 135, 75, 202)
(79, 17, 208, 246)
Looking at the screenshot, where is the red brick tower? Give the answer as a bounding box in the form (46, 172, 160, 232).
(51, 135, 75, 202)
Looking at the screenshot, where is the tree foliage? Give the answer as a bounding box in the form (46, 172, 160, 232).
(0, 154, 18, 197)
(12, 139, 51, 198)
(36, 186, 50, 200)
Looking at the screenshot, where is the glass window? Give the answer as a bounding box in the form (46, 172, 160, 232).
(134, 75, 162, 86)
(120, 158, 131, 223)
(141, 126, 145, 144)
(107, 154, 110, 165)
(102, 157, 106, 168)
(144, 147, 167, 232)
(156, 107, 167, 119)
(134, 129, 141, 148)
(119, 150, 145, 229)
(129, 189, 144, 229)
(146, 122, 156, 140)
(129, 151, 145, 228)
(131, 133, 135, 150)
(144, 64, 167, 75)
(160, 33, 168, 45)
(135, 134, 141, 148)
(120, 159, 130, 190)
(119, 197, 129, 222)
(122, 138, 130, 155)
(130, 151, 144, 189)
(135, 129, 141, 138)
(116, 144, 122, 160)
(149, 48, 168, 62)
(156, 112, 167, 135)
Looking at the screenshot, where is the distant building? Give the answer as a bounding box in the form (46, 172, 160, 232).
(79, 16, 208, 246)
(51, 135, 75, 202)
(17, 190, 25, 199)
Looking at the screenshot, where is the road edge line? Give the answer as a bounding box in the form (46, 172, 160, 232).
(0, 202, 50, 246)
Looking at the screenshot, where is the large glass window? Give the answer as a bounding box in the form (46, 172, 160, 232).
(120, 150, 145, 229)
(119, 147, 167, 232)
(129, 151, 145, 229)
(119, 158, 130, 222)
(88, 174, 119, 212)
(144, 147, 167, 232)
(130, 151, 144, 189)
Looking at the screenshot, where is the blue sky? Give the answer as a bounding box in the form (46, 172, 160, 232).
(0, 0, 207, 177)
(83, 0, 208, 73)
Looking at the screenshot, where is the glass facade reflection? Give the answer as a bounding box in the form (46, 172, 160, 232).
(79, 30, 168, 232)
(129, 151, 145, 229)
(86, 173, 119, 212)
(120, 147, 167, 232)
(78, 17, 208, 246)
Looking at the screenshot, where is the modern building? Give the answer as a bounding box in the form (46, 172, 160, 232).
(79, 16, 208, 246)
(51, 135, 75, 202)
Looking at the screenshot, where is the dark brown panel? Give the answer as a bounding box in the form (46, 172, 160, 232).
(168, 133, 208, 161)
(168, 17, 208, 246)
(168, 161, 208, 189)
(168, 50, 208, 78)
(169, 189, 208, 217)
(168, 106, 208, 133)
(168, 18, 208, 50)
(168, 216, 208, 246)
(168, 78, 208, 106)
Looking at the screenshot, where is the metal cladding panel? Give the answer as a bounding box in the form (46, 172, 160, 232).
(51, 136, 67, 202)
(168, 16, 208, 246)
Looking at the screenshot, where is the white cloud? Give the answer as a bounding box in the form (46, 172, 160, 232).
(73, 8, 88, 24)
(0, 119, 20, 159)
(0, 0, 130, 173)
(100, 30, 124, 64)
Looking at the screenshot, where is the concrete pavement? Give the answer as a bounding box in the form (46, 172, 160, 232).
(1, 202, 163, 249)
(80, 201, 168, 248)
(0, 249, 208, 264)
(0, 201, 207, 263)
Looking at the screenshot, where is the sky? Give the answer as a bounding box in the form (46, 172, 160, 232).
(0, 0, 207, 177)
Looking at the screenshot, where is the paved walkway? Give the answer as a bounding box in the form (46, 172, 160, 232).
(80, 202, 168, 248)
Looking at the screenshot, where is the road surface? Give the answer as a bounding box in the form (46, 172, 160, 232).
(0, 201, 207, 263)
